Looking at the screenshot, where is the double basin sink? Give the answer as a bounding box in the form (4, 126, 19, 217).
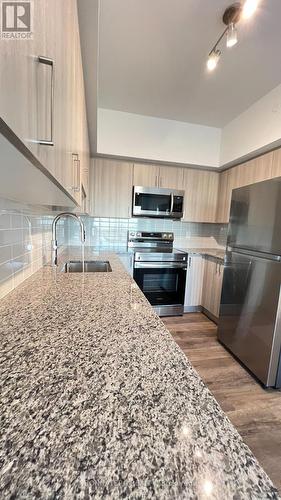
(61, 260, 112, 273)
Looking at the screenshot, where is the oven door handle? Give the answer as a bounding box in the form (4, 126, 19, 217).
(134, 262, 187, 269)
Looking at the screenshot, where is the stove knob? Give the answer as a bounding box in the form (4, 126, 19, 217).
(163, 233, 167, 238)
(137, 232, 142, 237)
(131, 232, 135, 237)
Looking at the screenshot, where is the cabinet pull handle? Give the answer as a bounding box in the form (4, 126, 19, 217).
(72, 154, 80, 192)
(188, 256, 192, 268)
(155, 175, 158, 187)
(38, 56, 54, 146)
(170, 192, 174, 214)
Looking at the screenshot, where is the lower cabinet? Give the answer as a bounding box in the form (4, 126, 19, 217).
(201, 256, 224, 320)
(184, 254, 224, 321)
(184, 254, 205, 311)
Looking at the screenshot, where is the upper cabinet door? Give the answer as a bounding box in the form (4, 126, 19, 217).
(158, 166, 184, 190)
(0, 0, 90, 207)
(271, 149, 281, 179)
(133, 164, 159, 187)
(235, 152, 274, 188)
(0, 0, 46, 155)
(183, 169, 219, 222)
(91, 159, 133, 218)
(216, 170, 231, 223)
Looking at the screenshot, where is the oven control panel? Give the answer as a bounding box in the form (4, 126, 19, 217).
(128, 232, 174, 241)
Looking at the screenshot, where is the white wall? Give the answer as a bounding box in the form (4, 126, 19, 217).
(97, 84, 281, 169)
(97, 108, 221, 168)
(220, 84, 281, 166)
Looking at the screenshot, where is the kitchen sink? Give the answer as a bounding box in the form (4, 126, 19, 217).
(61, 260, 112, 273)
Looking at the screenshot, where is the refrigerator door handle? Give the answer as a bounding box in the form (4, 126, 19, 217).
(227, 246, 281, 262)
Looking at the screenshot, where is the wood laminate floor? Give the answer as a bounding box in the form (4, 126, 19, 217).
(163, 313, 281, 492)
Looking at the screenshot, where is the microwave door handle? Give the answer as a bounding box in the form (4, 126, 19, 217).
(170, 192, 174, 214)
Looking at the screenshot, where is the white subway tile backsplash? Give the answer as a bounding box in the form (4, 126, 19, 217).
(0, 261, 14, 282)
(0, 214, 11, 230)
(0, 245, 12, 265)
(12, 243, 27, 259)
(13, 269, 25, 288)
(0, 229, 23, 246)
(66, 217, 228, 250)
(0, 197, 57, 300)
(0, 198, 228, 302)
(0, 276, 14, 299)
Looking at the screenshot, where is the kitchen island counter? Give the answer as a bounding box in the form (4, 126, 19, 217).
(0, 248, 279, 499)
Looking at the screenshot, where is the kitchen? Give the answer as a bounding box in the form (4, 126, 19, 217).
(0, 0, 281, 498)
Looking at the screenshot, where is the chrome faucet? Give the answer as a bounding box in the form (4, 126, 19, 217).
(51, 212, 85, 266)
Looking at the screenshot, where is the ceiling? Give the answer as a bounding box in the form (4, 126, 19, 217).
(98, 0, 281, 128)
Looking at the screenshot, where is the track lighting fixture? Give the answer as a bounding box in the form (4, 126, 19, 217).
(206, 1, 260, 72)
(226, 22, 238, 47)
(207, 49, 221, 71)
(242, 0, 259, 19)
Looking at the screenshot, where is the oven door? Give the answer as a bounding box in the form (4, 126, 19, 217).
(133, 262, 187, 307)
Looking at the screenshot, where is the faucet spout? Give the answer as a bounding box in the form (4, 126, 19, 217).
(51, 212, 85, 267)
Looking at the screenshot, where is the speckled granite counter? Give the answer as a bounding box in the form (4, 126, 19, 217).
(0, 249, 279, 499)
(176, 248, 226, 260)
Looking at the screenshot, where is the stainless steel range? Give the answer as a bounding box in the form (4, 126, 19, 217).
(128, 231, 187, 317)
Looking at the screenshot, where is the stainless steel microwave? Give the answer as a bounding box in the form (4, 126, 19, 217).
(132, 186, 184, 219)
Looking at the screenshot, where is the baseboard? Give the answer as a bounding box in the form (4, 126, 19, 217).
(183, 305, 219, 325)
(202, 307, 219, 325)
(184, 305, 202, 313)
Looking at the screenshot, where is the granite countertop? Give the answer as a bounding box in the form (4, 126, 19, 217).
(176, 248, 226, 260)
(0, 248, 279, 499)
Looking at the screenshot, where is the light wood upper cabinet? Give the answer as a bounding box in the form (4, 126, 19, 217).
(133, 164, 183, 190)
(0, 0, 90, 208)
(158, 166, 184, 190)
(133, 164, 159, 187)
(235, 152, 273, 188)
(183, 169, 219, 222)
(70, 4, 90, 207)
(272, 149, 281, 178)
(216, 170, 232, 223)
(216, 151, 275, 223)
(91, 159, 133, 218)
(0, 0, 48, 158)
(51, 0, 76, 195)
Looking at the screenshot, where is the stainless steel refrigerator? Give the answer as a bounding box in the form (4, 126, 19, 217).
(218, 177, 281, 388)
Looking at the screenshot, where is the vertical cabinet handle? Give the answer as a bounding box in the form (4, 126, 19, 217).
(170, 192, 174, 214)
(38, 56, 54, 146)
(72, 153, 80, 192)
(188, 256, 192, 268)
